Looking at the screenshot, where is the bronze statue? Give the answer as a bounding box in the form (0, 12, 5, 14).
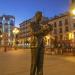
(30, 11, 52, 75)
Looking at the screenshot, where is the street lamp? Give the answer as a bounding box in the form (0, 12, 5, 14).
(0, 35, 2, 38)
(13, 28, 19, 47)
(71, 8, 75, 16)
(72, 8, 75, 15)
(70, 8, 75, 19)
(13, 28, 19, 35)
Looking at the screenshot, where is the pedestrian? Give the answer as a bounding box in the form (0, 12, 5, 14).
(30, 11, 52, 75)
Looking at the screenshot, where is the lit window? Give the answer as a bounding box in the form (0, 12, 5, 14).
(65, 19, 68, 25)
(54, 22, 57, 27)
(65, 27, 69, 32)
(73, 23, 75, 28)
(59, 21, 62, 26)
(59, 28, 62, 33)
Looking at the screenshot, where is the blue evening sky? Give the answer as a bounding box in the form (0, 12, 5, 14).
(0, 0, 70, 27)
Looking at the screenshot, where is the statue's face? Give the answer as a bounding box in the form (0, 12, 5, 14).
(35, 12, 42, 22)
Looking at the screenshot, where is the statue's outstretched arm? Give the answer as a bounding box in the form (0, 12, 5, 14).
(35, 24, 53, 36)
(30, 22, 53, 36)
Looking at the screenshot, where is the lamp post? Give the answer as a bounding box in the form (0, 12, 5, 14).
(13, 28, 19, 48)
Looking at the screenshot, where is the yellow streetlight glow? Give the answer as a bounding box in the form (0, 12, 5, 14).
(72, 8, 75, 15)
(0, 35, 2, 38)
(45, 35, 50, 46)
(68, 32, 74, 40)
(13, 28, 19, 47)
(45, 35, 50, 40)
(13, 28, 19, 35)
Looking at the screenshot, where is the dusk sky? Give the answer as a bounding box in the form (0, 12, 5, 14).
(0, 0, 70, 27)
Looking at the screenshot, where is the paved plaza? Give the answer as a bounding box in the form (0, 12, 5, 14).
(0, 49, 75, 75)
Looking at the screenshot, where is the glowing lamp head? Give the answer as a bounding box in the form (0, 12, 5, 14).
(13, 28, 19, 35)
(0, 35, 2, 38)
(72, 8, 75, 15)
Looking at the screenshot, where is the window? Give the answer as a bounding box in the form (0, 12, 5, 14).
(73, 23, 75, 28)
(74, 32, 75, 37)
(65, 27, 69, 32)
(54, 36, 58, 40)
(0, 22, 2, 24)
(59, 28, 62, 33)
(65, 19, 68, 25)
(59, 21, 62, 26)
(0, 19, 2, 24)
(10, 20, 14, 26)
(59, 35, 63, 40)
(54, 29, 57, 34)
(54, 22, 57, 27)
(5, 29, 8, 32)
(0, 25, 2, 28)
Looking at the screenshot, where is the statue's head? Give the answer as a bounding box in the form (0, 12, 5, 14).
(35, 11, 42, 22)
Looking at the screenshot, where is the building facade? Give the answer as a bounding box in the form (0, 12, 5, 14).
(19, 12, 75, 48)
(19, 16, 50, 47)
(48, 12, 75, 47)
(0, 15, 15, 45)
(18, 0, 75, 47)
(47, 0, 75, 47)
